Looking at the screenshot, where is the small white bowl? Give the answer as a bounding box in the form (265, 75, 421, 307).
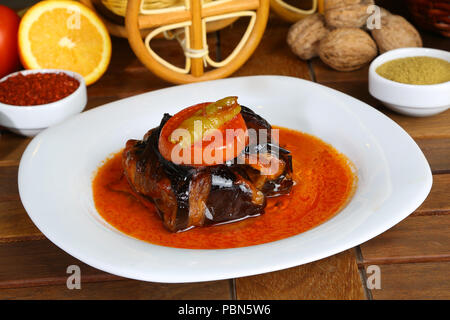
(369, 48, 450, 117)
(0, 69, 87, 137)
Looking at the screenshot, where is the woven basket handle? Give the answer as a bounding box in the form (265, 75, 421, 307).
(270, 0, 319, 22)
(125, 0, 270, 84)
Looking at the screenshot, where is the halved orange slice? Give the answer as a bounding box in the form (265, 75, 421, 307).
(18, 1, 111, 85)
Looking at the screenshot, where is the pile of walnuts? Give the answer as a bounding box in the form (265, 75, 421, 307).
(287, 0, 423, 71)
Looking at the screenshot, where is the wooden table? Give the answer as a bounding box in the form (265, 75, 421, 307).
(0, 14, 449, 300)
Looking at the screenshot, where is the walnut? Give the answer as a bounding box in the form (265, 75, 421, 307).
(379, 7, 391, 18)
(371, 15, 422, 53)
(324, 0, 365, 11)
(324, 0, 375, 29)
(287, 13, 329, 60)
(319, 28, 378, 71)
(364, 6, 391, 31)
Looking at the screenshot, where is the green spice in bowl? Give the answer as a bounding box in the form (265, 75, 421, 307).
(369, 48, 450, 117)
(376, 56, 450, 85)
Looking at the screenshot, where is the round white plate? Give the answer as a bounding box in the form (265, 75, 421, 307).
(19, 76, 432, 283)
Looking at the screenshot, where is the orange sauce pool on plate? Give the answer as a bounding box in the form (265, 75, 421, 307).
(92, 127, 356, 249)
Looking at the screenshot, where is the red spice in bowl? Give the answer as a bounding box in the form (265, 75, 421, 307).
(0, 72, 80, 106)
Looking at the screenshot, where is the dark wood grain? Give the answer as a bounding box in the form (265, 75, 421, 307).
(368, 262, 450, 300)
(224, 17, 311, 79)
(236, 249, 366, 300)
(415, 138, 450, 174)
(0, 134, 30, 167)
(0, 200, 42, 243)
(0, 239, 118, 288)
(0, 166, 19, 202)
(0, 238, 231, 300)
(312, 59, 369, 84)
(0, 279, 231, 300)
(415, 174, 450, 215)
(360, 215, 450, 264)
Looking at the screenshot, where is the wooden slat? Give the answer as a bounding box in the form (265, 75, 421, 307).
(415, 174, 450, 215)
(103, 37, 147, 73)
(0, 239, 118, 288)
(360, 215, 450, 264)
(415, 138, 450, 174)
(223, 17, 311, 79)
(235, 249, 366, 299)
(87, 68, 170, 99)
(0, 200, 42, 242)
(368, 262, 450, 300)
(0, 166, 19, 202)
(0, 278, 231, 300)
(312, 59, 369, 84)
(84, 95, 121, 111)
(0, 134, 30, 167)
(387, 110, 450, 139)
(0, 238, 231, 299)
(316, 81, 450, 139)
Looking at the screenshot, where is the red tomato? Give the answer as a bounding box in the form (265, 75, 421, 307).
(0, 5, 20, 78)
(159, 102, 248, 166)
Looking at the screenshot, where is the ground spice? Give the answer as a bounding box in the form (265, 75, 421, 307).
(0, 72, 79, 106)
(376, 56, 450, 85)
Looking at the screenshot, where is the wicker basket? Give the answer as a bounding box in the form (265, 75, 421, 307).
(80, 0, 271, 84)
(101, 0, 212, 17)
(405, 0, 450, 37)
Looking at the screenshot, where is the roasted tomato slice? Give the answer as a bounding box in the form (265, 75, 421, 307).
(159, 97, 248, 166)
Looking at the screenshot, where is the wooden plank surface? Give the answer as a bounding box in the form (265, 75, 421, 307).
(0, 11, 448, 300)
(0, 238, 231, 299)
(367, 262, 450, 300)
(227, 18, 311, 79)
(415, 138, 450, 174)
(360, 215, 450, 264)
(415, 174, 450, 215)
(236, 249, 366, 300)
(0, 166, 19, 202)
(0, 239, 119, 288)
(0, 134, 30, 167)
(0, 279, 231, 300)
(0, 200, 42, 243)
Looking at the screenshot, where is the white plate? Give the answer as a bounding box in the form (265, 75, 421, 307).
(19, 76, 432, 283)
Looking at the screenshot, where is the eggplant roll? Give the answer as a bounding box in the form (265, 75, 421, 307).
(122, 106, 293, 232)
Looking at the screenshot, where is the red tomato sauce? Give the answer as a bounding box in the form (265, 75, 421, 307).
(92, 127, 356, 249)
